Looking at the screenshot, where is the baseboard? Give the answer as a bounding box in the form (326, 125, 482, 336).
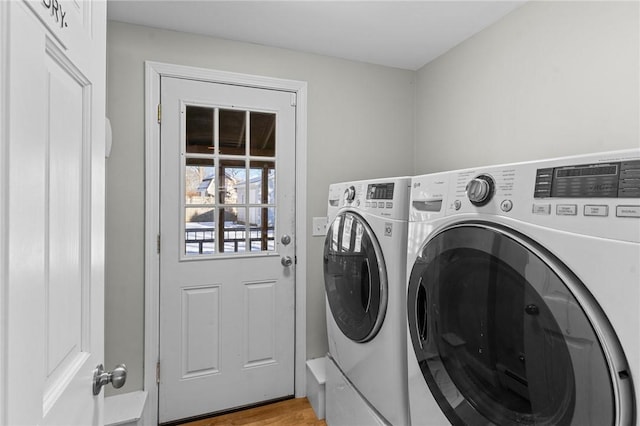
(105, 390, 148, 426)
(306, 357, 326, 420)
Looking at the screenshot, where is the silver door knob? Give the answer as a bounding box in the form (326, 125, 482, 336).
(280, 234, 291, 246)
(93, 363, 127, 395)
(281, 256, 293, 267)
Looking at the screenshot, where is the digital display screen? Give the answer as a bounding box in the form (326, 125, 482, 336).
(535, 160, 640, 198)
(366, 183, 395, 200)
(556, 165, 618, 178)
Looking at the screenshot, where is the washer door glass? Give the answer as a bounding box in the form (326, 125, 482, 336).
(407, 222, 633, 426)
(324, 212, 387, 343)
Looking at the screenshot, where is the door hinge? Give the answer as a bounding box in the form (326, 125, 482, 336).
(157, 104, 162, 124)
(157, 234, 161, 254)
(290, 93, 297, 107)
(156, 361, 160, 384)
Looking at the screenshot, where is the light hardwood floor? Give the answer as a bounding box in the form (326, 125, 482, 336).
(179, 398, 327, 426)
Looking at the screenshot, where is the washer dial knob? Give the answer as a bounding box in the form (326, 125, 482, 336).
(466, 175, 495, 206)
(344, 186, 356, 203)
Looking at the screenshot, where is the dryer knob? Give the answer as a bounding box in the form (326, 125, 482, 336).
(344, 186, 356, 203)
(466, 175, 495, 206)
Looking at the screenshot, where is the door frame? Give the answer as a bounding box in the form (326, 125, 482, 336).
(143, 61, 307, 425)
(0, 1, 8, 422)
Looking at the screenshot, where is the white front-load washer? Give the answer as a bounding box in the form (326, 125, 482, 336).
(324, 177, 410, 426)
(406, 150, 639, 425)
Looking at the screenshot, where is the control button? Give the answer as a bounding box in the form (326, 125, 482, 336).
(453, 200, 462, 211)
(532, 204, 551, 215)
(556, 204, 577, 216)
(386, 202, 393, 209)
(616, 205, 640, 218)
(378, 202, 385, 208)
(500, 200, 513, 212)
(584, 205, 608, 217)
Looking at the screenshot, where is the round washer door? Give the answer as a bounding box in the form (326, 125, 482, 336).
(407, 222, 634, 426)
(323, 212, 387, 343)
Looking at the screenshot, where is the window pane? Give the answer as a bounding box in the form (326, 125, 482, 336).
(182, 107, 278, 258)
(250, 112, 275, 157)
(249, 161, 275, 204)
(185, 159, 214, 205)
(219, 208, 246, 253)
(185, 207, 215, 255)
(218, 160, 246, 204)
(219, 109, 246, 155)
(186, 106, 214, 154)
(249, 207, 275, 252)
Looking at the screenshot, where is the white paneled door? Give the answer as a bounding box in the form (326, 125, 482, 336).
(1, 1, 106, 425)
(159, 77, 296, 423)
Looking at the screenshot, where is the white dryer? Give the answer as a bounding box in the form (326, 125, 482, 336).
(406, 150, 639, 425)
(324, 177, 410, 426)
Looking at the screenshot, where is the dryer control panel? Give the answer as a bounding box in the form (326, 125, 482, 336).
(327, 177, 410, 221)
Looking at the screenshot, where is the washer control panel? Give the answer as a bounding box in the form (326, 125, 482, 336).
(534, 160, 640, 199)
(410, 149, 640, 243)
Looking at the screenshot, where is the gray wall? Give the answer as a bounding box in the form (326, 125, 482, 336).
(414, 1, 639, 174)
(106, 0, 639, 396)
(105, 21, 415, 394)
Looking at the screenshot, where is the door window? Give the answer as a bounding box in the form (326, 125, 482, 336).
(323, 212, 387, 342)
(407, 223, 633, 425)
(183, 106, 276, 256)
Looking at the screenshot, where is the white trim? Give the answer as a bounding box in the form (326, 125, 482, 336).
(104, 390, 148, 426)
(0, 1, 9, 423)
(144, 61, 308, 425)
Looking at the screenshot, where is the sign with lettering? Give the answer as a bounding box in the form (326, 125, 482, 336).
(42, 0, 68, 29)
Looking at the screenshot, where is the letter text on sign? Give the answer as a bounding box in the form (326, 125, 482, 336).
(42, 0, 68, 29)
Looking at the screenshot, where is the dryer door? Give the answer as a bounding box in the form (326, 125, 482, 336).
(407, 222, 634, 426)
(324, 212, 387, 343)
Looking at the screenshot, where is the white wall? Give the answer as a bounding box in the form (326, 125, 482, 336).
(415, 1, 639, 174)
(105, 21, 415, 394)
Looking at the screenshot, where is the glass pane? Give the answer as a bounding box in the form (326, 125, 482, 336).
(249, 161, 275, 204)
(408, 225, 615, 425)
(323, 212, 384, 342)
(182, 107, 280, 258)
(185, 159, 214, 205)
(218, 160, 246, 204)
(219, 109, 246, 155)
(249, 207, 275, 252)
(250, 112, 276, 157)
(185, 207, 215, 255)
(186, 106, 214, 154)
(219, 208, 246, 253)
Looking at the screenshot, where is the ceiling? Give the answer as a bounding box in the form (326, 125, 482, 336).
(107, 1, 526, 70)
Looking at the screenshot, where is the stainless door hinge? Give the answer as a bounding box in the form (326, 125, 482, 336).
(290, 93, 297, 107)
(157, 234, 161, 254)
(157, 104, 162, 124)
(156, 361, 160, 384)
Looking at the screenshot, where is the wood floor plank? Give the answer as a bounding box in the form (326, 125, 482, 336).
(179, 397, 326, 426)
